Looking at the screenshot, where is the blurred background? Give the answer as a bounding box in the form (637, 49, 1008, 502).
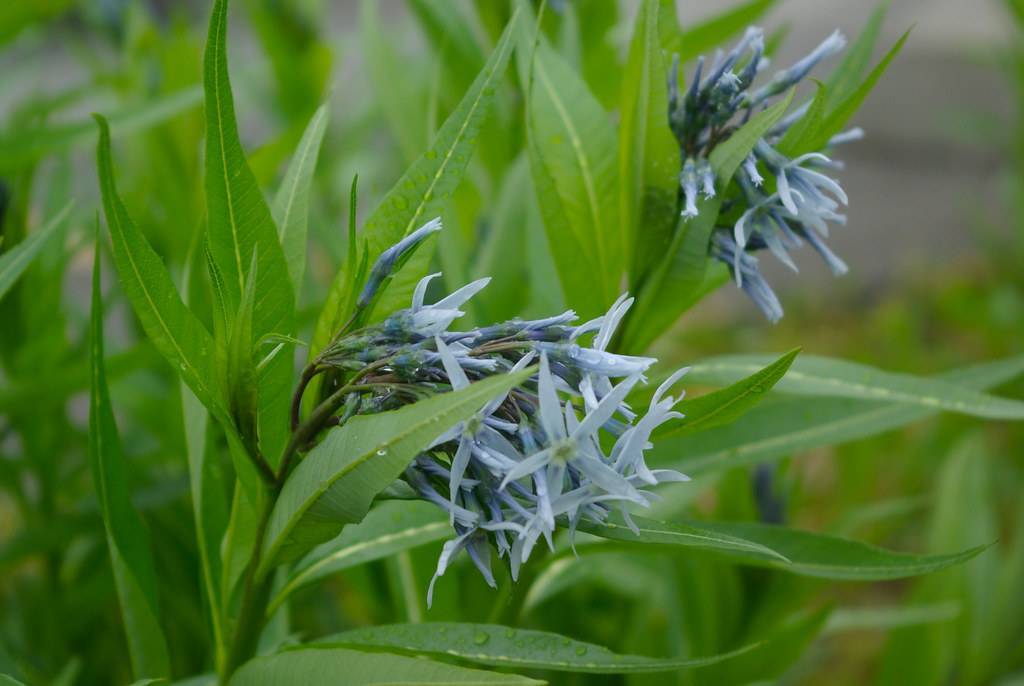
(1, 1, 1022, 684)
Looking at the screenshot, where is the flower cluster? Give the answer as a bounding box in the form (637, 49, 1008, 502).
(319, 225, 690, 604)
(668, 26, 861, 322)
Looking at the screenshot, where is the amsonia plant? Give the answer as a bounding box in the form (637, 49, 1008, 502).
(1, 1, 1023, 685)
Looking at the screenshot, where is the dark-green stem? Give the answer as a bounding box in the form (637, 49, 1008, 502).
(221, 485, 278, 681)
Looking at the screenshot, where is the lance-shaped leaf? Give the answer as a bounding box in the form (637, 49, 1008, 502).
(272, 102, 329, 293)
(620, 0, 679, 283)
(824, 3, 887, 112)
(527, 40, 622, 319)
(89, 245, 170, 679)
(777, 81, 828, 156)
(624, 91, 794, 352)
(315, 623, 758, 674)
(581, 515, 986, 580)
(269, 501, 449, 616)
(259, 368, 534, 572)
(472, 155, 533, 321)
(0, 201, 72, 301)
(807, 29, 910, 152)
(577, 513, 789, 562)
(699, 520, 988, 580)
(313, 9, 520, 352)
(683, 353, 1024, 420)
(95, 115, 227, 424)
(651, 355, 1024, 477)
(228, 647, 542, 685)
(662, 348, 799, 438)
(204, 0, 295, 461)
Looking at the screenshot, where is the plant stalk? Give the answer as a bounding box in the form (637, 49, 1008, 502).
(221, 485, 278, 682)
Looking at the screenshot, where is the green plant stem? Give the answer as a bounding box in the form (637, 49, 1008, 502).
(222, 485, 278, 682)
(395, 551, 423, 623)
(277, 361, 389, 484)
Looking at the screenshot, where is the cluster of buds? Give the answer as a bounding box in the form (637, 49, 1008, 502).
(668, 26, 861, 321)
(312, 221, 690, 604)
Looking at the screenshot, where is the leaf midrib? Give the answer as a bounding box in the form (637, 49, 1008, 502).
(282, 521, 449, 600)
(533, 55, 609, 287)
(681, 402, 925, 475)
(591, 519, 788, 561)
(108, 196, 222, 417)
(211, 0, 246, 296)
(264, 377, 524, 566)
(689, 360, 1022, 416)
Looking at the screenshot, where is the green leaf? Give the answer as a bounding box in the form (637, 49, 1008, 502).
(576, 514, 790, 563)
(709, 88, 795, 182)
(683, 353, 1024, 420)
(203, 0, 296, 463)
(689, 520, 988, 580)
(824, 3, 887, 112)
(650, 355, 1024, 476)
(527, 40, 622, 319)
(472, 155, 533, 321)
(313, 9, 520, 351)
(269, 501, 449, 616)
(664, 348, 799, 437)
(260, 367, 533, 571)
(581, 515, 984, 580)
(0, 677, 27, 686)
(227, 253, 260, 451)
(620, 0, 679, 282)
(623, 91, 793, 352)
(808, 28, 910, 151)
(272, 103, 329, 293)
(0, 201, 71, 302)
(0, 87, 202, 172)
(776, 80, 827, 156)
(89, 244, 170, 679)
(94, 115, 228, 425)
(229, 647, 543, 685)
(523, 551, 673, 611)
(316, 623, 758, 673)
(673, 0, 778, 60)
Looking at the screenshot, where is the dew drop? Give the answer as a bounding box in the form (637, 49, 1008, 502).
(425, 150, 438, 159)
(575, 646, 588, 656)
(438, 626, 447, 634)
(561, 638, 571, 647)
(504, 629, 516, 639)
(376, 448, 387, 456)
(473, 631, 490, 646)
(393, 196, 409, 210)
